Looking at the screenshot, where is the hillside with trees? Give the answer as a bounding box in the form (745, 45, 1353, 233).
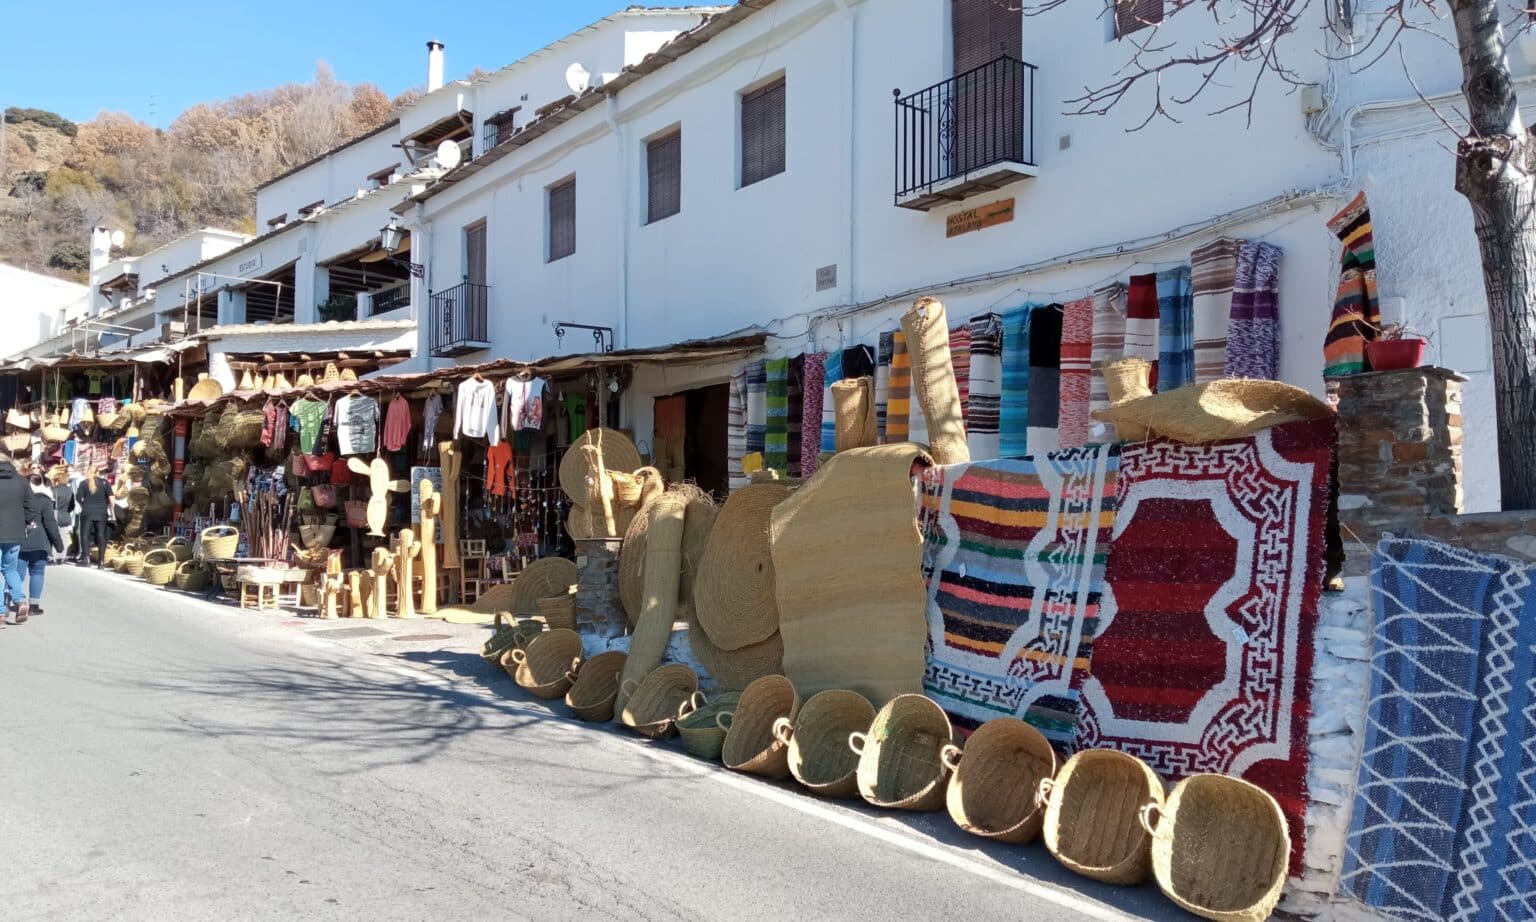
(1, 64, 416, 279)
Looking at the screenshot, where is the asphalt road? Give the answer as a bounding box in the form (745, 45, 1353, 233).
(0, 566, 1187, 921)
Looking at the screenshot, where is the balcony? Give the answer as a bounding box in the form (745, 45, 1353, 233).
(894, 56, 1039, 211)
(429, 281, 491, 358)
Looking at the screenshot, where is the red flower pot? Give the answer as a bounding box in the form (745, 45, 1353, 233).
(1366, 337, 1427, 372)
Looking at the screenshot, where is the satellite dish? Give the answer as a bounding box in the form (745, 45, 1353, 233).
(109, 229, 126, 248)
(434, 139, 462, 170)
(565, 62, 591, 95)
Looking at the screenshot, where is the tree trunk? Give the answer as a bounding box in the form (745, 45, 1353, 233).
(1450, 0, 1536, 509)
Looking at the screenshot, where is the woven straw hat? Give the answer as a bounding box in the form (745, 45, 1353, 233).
(1092, 378, 1334, 445)
(187, 374, 224, 402)
(296, 373, 315, 388)
(558, 428, 643, 507)
(322, 362, 341, 383)
(340, 368, 358, 382)
(693, 482, 793, 651)
(237, 369, 255, 391)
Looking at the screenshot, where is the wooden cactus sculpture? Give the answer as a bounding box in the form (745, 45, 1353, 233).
(346, 570, 366, 619)
(348, 458, 410, 537)
(418, 482, 441, 616)
(392, 528, 422, 620)
(368, 547, 395, 619)
(321, 554, 345, 621)
(439, 442, 462, 571)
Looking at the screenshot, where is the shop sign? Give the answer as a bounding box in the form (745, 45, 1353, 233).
(237, 252, 264, 275)
(946, 199, 1015, 238)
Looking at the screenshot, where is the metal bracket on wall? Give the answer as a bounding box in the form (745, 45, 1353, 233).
(553, 322, 615, 353)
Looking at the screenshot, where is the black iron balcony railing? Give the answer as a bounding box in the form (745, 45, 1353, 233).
(429, 281, 491, 357)
(482, 114, 517, 152)
(370, 285, 409, 316)
(894, 56, 1038, 206)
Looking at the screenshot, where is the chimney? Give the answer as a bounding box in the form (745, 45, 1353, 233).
(427, 40, 445, 92)
(89, 226, 114, 315)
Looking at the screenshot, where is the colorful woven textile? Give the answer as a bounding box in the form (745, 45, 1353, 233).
(920, 444, 1121, 742)
(821, 351, 843, 456)
(764, 358, 789, 474)
(745, 361, 767, 461)
(1156, 266, 1194, 391)
(1226, 242, 1283, 380)
(1076, 416, 1333, 875)
(1027, 305, 1063, 455)
(886, 331, 913, 442)
(999, 306, 1033, 458)
(786, 356, 804, 475)
(1089, 283, 1127, 443)
(1124, 274, 1160, 391)
(729, 368, 748, 491)
(1058, 297, 1095, 449)
(1343, 538, 1536, 922)
(950, 326, 972, 427)
(1191, 238, 1239, 383)
(1325, 191, 1379, 377)
(966, 313, 1003, 460)
(875, 332, 894, 442)
(801, 353, 825, 478)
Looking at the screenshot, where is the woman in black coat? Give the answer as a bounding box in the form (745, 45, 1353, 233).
(19, 470, 63, 617)
(76, 468, 111, 568)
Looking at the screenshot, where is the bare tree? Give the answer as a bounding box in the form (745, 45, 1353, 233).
(1047, 0, 1536, 509)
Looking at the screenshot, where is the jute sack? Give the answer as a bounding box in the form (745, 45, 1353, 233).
(770, 443, 931, 706)
(1092, 377, 1335, 445)
(831, 378, 876, 452)
(692, 483, 792, 652)
(902, 297, 970, 465)
(940, 717, 1058, 844)
(849, 694, 952, 812)
(718, 675, 800, 779)
(1039, 748, 1164, 886)
(615, 493, 687, 715)
(774, 689, 875, 798)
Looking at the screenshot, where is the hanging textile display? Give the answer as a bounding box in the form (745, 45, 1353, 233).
(965, 313, 1003, 461)
(1155, 265, 1194, 392)
(1324, 191, 1379, 377)
(885, 330, 913, 443)
(1057, 297, 1095, 450)
(999, 306, 1032, 459)
(745, 361, 767, 469)
(1123, 274, 1160, 391)
(949, 326, 972, 426)
(1088, 283, 1127, 444)
(729, 368, 748, 492)
(919, 444, 1120, 742)
(764, 358, 789, 474)
(1226, 242, 1285, 380)
(820, 351, 842, 457)
(786, 355, 804, 476)
(172, 417, 188, 519)
(874, 333, 893, 442)
(800, 352, 825, 478)
(1190, 238, 1240, 383)
(1026, 305, 1062, 455)
(1076, 416, 1333, 875)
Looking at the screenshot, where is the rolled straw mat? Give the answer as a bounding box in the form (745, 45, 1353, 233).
(693, 482, 793, 652)
(831, 378, 876, 452)
(902, 297, 969, 465)
(615, 493, 687, 715)
(619, 486, 716, 628)
(1092, 377, 1334, 445)
(437, 557, 577, 625)
(769, 443, 932, 707)
(558, 428, 642, 507)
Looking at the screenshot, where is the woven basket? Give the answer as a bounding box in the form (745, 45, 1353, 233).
(480, 614, 544, 664)
(536, 593, 578, 632)
(850, 694, 953, 812)
(676, 690, 743, 761)
(720, 674, 800, 779)
(1039, 749, 1164, 886)
(40, 424, 70, 443)
(166, 536, 194, 562)
(1, 433, 30, 455)
(173, 560, 211, 592)
(472, 557, 578, 617)
(1140, 774, 1289, 922)
(564, 651, 629, 722)
(775, 689, 875, 798)
(609, 470, 644, 507)
(201, 525, 239, 559)
(507, 629, 583, 700)
(121, 554, 147, 578)
(619, 664, 698, 739)
(941, 717, 1058, 844)
(143, 549, 178, 585)
(558, 428, 643, 507)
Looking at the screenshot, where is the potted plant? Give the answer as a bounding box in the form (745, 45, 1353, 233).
(1366, 323, 1429, 372)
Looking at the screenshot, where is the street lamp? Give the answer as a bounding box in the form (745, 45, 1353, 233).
(378, 218, 424, 279)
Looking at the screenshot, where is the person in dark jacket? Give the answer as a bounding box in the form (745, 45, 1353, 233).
(20, 469, 64, 615)
(75, 466, 111, 568)
(51, 468, 76, 563)
(0, 449, 37, 624)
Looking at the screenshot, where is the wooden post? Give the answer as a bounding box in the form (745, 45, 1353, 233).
(346, 570, 366, 619)
(392, 528, 422, 620)
(321, 554, 344, 620)
(419, 482, 441, 616)
(368, 547, 394, 619)
(439, 441, 462, 571)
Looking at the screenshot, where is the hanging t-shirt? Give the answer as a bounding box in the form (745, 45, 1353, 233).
(564, 394, 588, 442)
(382, 396, 412, 452)
(486, 441, 514, 496)
(421, 394, 443, 452)
(502, 378, 531, 437)
(521, 378, 546, 431)
(336, 395, 379, 456)
(84, 369, 106, 396)
(291, 398, 326, 454)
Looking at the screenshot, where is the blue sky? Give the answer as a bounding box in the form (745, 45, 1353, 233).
(2, 1, 683, 128)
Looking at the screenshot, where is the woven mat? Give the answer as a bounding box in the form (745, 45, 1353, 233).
(919, 444, 1120, 745)
(1076, 416, 1333, 876)
(1343, 538, 1536, 921)
(771, 443, 931, 707)
(693, 483, 792, 650)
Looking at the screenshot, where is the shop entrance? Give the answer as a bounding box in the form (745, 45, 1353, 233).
(653, 383, 729, 499)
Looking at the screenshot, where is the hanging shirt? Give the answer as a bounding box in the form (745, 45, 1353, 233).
(502, 378, 531, 437)
(564, 394, 588, 442)
(486, 441, 515, 496)
(382, 396, 412, 452)
(421, 394, 443, 452)
(316, 398, 336, 456)
(453, 378, 500, 446)
(291, 397, 326, 454)
(521, 378, 546, 431)
(336, 395, 379, 456)
(84, 369, 105, 396)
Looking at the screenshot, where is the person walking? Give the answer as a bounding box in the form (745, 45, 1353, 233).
(20, 468, 64, 616)
(76, 466, 111, 568)
(0, 448, 35, 625)
(51, 466, 76, 563)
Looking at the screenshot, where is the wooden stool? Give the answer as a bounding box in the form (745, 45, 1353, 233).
(239, 581, 279, 611)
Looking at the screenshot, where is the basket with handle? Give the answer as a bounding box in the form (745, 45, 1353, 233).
(776, 690, 876, 798)
(142, 549, 179, 586)
(101, 543, 122, 566)
(676, 690, 743, 761)
(173, 560, 212, 592)
(481, 613, 544, 664)
(120, 553, 148, 578)
(564, 651, 629, 722)
(849, 694, 953, 812)
(200, 525, 240, 560)
(536, 593, 578, 632)
(1039, 748, 1165, 886)
(941, 717, 1058, 844)
(165, 535, 194, 562)
(619, 664, 698, 739)
(719, 675, 800, 779)
(506, 629, 584, 700)
(1139, 774, 1289, 921)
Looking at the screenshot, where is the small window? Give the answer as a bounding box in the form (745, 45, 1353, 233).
(266, 213, 287, 229)
(740, 77, 786, 188)
(548, 178, 576, 262)
(1115, 0, 1164, 37)
(646, 131, 682, 224)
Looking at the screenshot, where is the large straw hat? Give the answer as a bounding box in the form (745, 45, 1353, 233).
(187, 374, 224, 402)
(1092, 378, 1335, 445)
(692, 482, 793, 651)
(471, 556, 578, 617)
(558, 428, 643, 507)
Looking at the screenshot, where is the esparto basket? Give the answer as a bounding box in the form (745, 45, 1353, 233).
(506, 629, 583, 700)
(941, 717, 1058, 844)
(564, 651, 629, 722)
(173, 560, 211, 592)
(165, 535, 194, 562)
(676, 690, 743, 761)
(849, 694, 953, 812)
(720, 674, 800, 779)
(619, 664, 698, 739)
(481, 613, 543, 664)
(200, 525, 240, 559)
(775, 689, 875, 798)
(536, 593, 578, 632)
(1039, 748, 1165, 886)
(121, 553, 148, 578)
(142, 549, 179, 586)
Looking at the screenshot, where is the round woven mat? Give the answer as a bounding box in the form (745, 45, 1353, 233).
(558, 428, 643, 507)
(687, 602, 784, 691)
(692, 482, 792, 651)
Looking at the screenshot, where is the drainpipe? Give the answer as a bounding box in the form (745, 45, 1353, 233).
(413, 201, 434, 372)
(837, 0, 860, 318)
(606, 95, 630, 353)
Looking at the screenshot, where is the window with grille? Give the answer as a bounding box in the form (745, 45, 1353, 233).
(739, 77, 786, 188)
(646, 131, 682, 224)
(548, 178, 576, 262)
(1115, 0, 1164, 37)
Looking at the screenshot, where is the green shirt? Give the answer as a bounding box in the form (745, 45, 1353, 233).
(292, 398, 327, 453)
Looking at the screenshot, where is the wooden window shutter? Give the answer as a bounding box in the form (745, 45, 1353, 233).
(465, 223, 487, 285)
(952, 0, 1021, 74)
(548, 179, 576, 262)
(1115, 0, 1164, 37)
(740, 77, 786, 188)
(647, 132, 682, 223)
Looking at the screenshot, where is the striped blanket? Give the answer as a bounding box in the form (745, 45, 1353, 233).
(950, 326, 972, 429)
(728, 368, 748, 491)
(1191, 238, 1239, 383)
(1058, 297, 1094, 449)
(920, 444, 1121, 741)
(1124, 274, 1160, 391)
(1226, 242, 1283, 380)
(999, 306, 1033, 458)
(1343, 538, 1536, 922)
(887, 330, 913, 442)
(745, 361, 767, 461)
(821, 351, 843, 455)
(801, 353, 825, 477)
(1325, 192, 1379, 377)
(1027, 305, 1062, 455)
(1156, 266, 1194, 391)
(966, 313, 1003, 460)
(1089, 283, 1127, 443)
(875, 332, 893, 442)
(764, 357, 789, 474)
(787, 355, 804, 475)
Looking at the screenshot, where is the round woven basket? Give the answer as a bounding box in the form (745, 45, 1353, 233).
(720, 674, 800, 779)
(941, 717, 1058, 844)
(201, 525, 240, 560)
(536, 593, 578, 632)
(619, 664, 698, 739)
(481, 614, 544, 664)
(1141, 774, 1288, 922)
(676, 690, 743, 761)
(775, 689, 875, 798)
(121, 554, 148, 578)
(507, 629, 583, 700)
(565, 650, 629, 722)
(173, 560, 211, 592)
(474, 557, 579, 617)
(850, 694, 953, 812)
(558, 428, 643, 507)
(166, 536, 194, 562)
(143, 549, 178, 586)
(692, 483, 793, 651)
(1039, 748, 1164, 886)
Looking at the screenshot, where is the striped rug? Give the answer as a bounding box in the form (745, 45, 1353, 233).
(1156, 266, 1194, 391)
(875, 333, 894, 442)
(820, 351, 843, 456)
(999, 306, 1033, 459)
(745, 360, 767, 461)
(1089, 283, 1127, 443)
(728, 367, 748, 491)
(950, 326, 972, 429)
(800, 353, 825, 477)
(1058, 297, 1095, 449)
(1124, 274, 1160, 391)
(786, 355, 804, 475)
(764, 357, 789, 474)
(886, 330, 913, 442)
(1190, 238, 1240, 383)
(966, 313, 1003, 460)
(1325, 191, 1379, 377)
